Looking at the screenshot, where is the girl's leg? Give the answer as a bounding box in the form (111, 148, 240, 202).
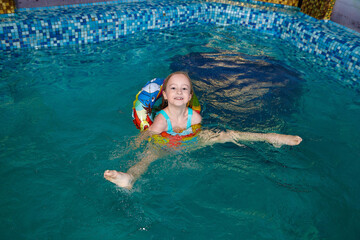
(104, 147, 161, 189)
(198, 130, 302, 147)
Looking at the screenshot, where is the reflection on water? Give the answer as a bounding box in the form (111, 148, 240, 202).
(171, 51, 303, 130)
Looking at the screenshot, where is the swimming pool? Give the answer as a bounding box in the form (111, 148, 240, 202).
(1, 1, 360, 239)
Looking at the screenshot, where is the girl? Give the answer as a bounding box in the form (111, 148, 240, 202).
(104, 72, 302, 189)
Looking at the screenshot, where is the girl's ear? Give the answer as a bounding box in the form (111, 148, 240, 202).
(162, 91, 167, 100)
(187, 94, 193, 107)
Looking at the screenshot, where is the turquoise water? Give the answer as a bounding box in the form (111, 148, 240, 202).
(1, 23, 360, 239)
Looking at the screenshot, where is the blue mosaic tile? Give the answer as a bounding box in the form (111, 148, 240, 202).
(0, 0, 359, 79)
(15, 0, 145, 11)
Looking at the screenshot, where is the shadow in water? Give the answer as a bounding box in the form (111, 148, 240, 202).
(170, 51, 304, 130)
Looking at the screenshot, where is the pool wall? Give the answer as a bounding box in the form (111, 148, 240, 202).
(0, 0, 337, 19)
(1, 0, 360, 80)
(13, 0, 144, 9)
(2, 0, 299, 12)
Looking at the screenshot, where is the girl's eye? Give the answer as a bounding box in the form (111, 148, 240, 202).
(182, 88, 188, 91)
(171, 87, 176, 90)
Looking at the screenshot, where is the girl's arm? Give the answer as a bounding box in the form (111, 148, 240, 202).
(191, 110, 202, 125)
(133, 114, 167, 147)
(147, 113, 167, 134)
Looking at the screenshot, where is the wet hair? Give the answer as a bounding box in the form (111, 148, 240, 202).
(160, 71, 194, 109)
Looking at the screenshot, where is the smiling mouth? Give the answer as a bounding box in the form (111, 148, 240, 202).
(174, 97, 184, 100)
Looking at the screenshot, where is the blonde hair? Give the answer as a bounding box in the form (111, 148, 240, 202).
(161, 71, 194, 109)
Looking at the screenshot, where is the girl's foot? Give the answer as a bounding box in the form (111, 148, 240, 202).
(104, 170, 134, 189)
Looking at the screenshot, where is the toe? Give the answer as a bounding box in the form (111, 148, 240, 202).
(104, 170, 115, 178)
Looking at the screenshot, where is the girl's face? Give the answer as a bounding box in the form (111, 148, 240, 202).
(163, 74, 192, 108)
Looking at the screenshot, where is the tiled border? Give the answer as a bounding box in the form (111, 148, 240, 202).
(15, 0, 145, 11)
(1, 0, 359, 79)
